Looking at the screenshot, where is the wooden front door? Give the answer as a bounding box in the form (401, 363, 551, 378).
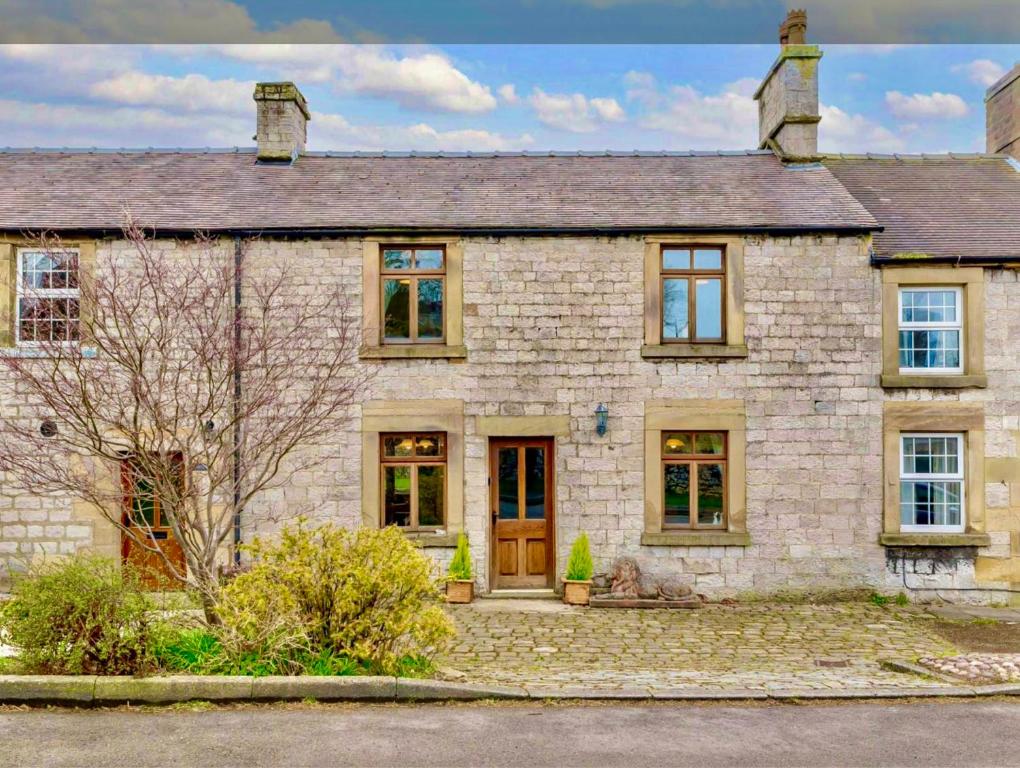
(490, 438, 555, 589)
(121, 461, 186, 591)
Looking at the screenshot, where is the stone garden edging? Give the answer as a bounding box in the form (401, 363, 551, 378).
(0, 674, 1019, 705)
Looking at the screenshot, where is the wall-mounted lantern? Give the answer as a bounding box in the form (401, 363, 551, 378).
(595, 403, 609, 437)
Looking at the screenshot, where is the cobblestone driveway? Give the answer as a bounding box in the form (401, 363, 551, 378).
(440, 601, 958, 692)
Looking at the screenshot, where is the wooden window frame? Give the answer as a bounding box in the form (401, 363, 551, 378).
(898, 432, 965, 534)
(15, 247, 81, 346)
(380, 245, 447, 345)
(641, 236, 746, 360)
(659, 245, 726, 344)
(660, 431, 728, 530)
(379, 431, 449, 532)
(642, 399, 750, 547)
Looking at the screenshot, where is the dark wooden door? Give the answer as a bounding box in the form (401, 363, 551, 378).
(490, 438, 554, 589)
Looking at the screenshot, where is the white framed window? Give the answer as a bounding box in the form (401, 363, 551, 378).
(898, 287, 963, 374)
(15, 248, 81, 345)
(900, 433, 964, 533)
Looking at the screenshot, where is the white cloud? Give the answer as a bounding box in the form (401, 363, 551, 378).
(0, 98, 250, 147)
(819, 104, 905, 154)
(89, 72, 253, 115)
(885, 90, 969, 120)
(529, 88, 625, 133)
(498, 84, 519, 104)
(952, 59, 1007, 88)
(311, 112, 533, 152)
(211, 45, 497, 114)
(0, 0, 342, 43)
(846, 72, 868, 83)
(623, 70, 659, 107)
(637, 78, 758, 148)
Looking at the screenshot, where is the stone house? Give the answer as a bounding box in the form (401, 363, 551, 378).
(2, 21, 1020, 602)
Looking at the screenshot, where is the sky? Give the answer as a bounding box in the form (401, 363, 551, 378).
(0, 42, 1017, 154)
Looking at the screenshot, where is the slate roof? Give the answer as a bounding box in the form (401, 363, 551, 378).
(823, 155, 1020, 262)
(0, 149, 877, 234)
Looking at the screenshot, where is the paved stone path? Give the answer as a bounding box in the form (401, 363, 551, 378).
(440, 600, 958, 691)
(918, 653, 1020, 684)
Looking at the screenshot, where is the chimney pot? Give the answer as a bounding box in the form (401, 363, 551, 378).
(986, 63, 1020, 159)
(779, 9, 807, 46)
(254, 82, 310, 162)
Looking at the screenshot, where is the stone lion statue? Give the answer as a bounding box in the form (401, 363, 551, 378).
(602, 557, 694, 601)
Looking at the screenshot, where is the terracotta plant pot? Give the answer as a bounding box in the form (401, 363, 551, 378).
(446, 579, 474, 604)
(562, 579, 592, 606)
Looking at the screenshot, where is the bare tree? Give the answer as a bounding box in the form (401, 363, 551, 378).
(0, 220, 371, 622)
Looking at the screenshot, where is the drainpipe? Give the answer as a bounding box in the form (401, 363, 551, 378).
(232, 236, 243, 566)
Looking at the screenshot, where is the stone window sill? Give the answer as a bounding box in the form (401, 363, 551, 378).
(641, 344, 747, 360)
(403, 532, 460, 548)
(0, 346, 97, 359)
(879, 533, 991, 547)
(881, 374, 987, 389)
(359, 345, 467, 361)
(641, 531, 751, 547)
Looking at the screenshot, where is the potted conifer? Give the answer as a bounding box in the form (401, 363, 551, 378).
(445, 533, 474, 603)
(562, 532, 594, 606)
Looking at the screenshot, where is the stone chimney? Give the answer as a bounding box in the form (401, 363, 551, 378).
(253, 82, 310, 162)
(986, 63, 1020, 159)
(753, 9, 822, 160)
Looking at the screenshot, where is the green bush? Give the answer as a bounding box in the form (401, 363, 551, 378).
(214, 523, 454, 675)
(565, 533, 594, 581)
(0, 555, 157, 675)
(448, 533, 472, 581)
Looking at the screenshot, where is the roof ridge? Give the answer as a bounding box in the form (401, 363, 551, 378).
(820, 152, 1010, 161)
(0, 147, 776, 158)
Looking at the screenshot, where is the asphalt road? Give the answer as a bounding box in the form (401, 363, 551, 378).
(2, 700, 1019, 767)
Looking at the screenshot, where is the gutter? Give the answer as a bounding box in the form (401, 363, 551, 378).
(0, 224, 882, 240)
(871, 254, 1020, 268)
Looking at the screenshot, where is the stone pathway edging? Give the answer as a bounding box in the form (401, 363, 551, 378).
(0, 674, 1018, 705)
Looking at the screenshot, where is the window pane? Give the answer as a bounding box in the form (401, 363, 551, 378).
(662, 248, 690, 270)
(693, 249, 722, 270)
(663, 464, 690, 526)
(415, 249, 444, 270)
(384, 466, 412, 527)
(383, 278, 410, 339)
(130, 476, 158, 527)
(901, 289, 958, 323)
(663, 432, 692, 455)
(662, 278, 689, 340)
(694, 432, 725, 455)
(694, 278, 722, 339)
(524, 447, 545, 520)
(902, 435, 959, 476)
(697, 464, 725, 526)
(899, 330, 961, 370)
(498, 448, 519, 520)
(417, 278, 444, 339)
(901, 480, 962, 527)
(417, 466, 445, 527)
(383, 435, 414, 457)
(383, 249, 412, 269)
(415, 434, 444, 457)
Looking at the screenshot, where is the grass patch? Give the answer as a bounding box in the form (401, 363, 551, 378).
(155, 628, 434, 678)
(0, 656, 23, 674)
(929, 619, 1020, 654)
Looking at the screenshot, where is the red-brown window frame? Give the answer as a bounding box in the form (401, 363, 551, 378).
(380, 245, 447, 345)
(659, 244, 726, 344)
(380, 432, 448, 531)
(661, 431, 728, 530)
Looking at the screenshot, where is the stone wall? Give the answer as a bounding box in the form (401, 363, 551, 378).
(1, 233, 1018, 603)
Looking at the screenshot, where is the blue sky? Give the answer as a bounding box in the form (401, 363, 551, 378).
(1, 43, 1017, 154)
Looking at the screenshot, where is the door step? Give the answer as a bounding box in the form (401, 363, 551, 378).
(482, 588, 558, 600)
